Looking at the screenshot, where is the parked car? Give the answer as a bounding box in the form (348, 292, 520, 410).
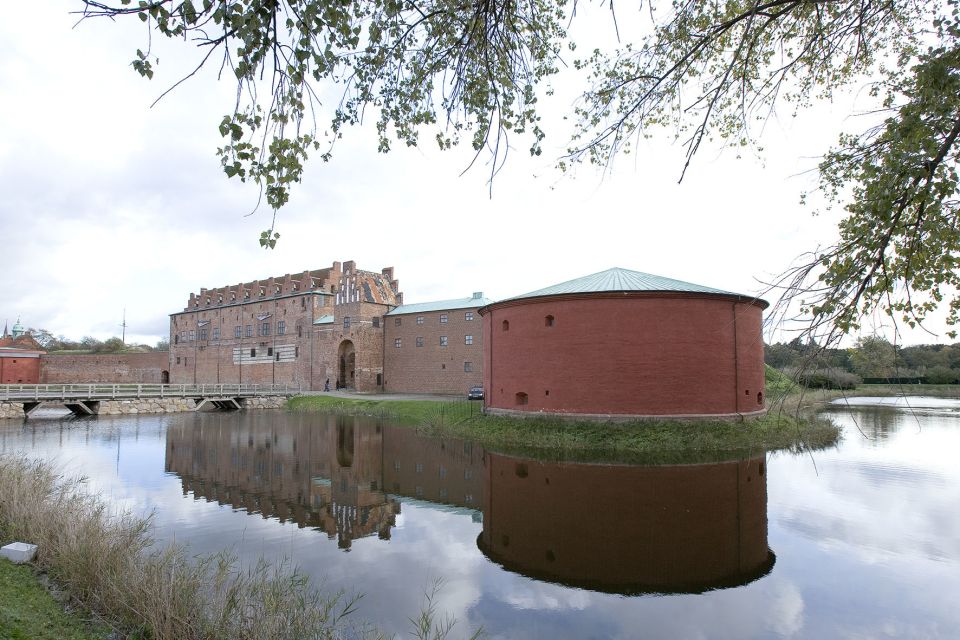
(467, 386, 484, 400)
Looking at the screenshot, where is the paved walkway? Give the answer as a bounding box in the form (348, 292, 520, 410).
(296, 390, 464, 402)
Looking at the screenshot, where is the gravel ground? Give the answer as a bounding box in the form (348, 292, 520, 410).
(294, 390, 465, 402)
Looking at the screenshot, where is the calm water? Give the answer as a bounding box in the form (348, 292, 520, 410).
(1, 400, 958, 639)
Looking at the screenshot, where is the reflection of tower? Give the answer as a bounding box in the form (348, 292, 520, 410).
(164, 412, 401, 542)
(312, 415, 399, 549)
(478, 454, 775, 594)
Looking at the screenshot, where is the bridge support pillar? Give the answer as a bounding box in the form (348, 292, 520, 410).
(194, 397, 242, 412)
(22, 402, 41, 418)
(64, 401, 100, 417)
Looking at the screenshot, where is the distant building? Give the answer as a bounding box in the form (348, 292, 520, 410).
(479, 267, 768, 418)
(0, 319, 44, 384)
(383, 292, 492, 394)
(168, 260, 401, 392)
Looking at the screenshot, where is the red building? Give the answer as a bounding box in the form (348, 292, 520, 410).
(0, 321, 44, 384)
(479, 268, 768, 418)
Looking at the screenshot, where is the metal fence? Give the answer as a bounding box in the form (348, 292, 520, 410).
(0, 383, 302, 402)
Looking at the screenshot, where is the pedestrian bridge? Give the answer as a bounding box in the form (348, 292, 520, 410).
(0, 383, 301, 419)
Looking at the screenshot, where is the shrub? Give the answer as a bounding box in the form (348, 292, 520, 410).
(925, 366, 960, 384)
(785, 367, 861, 390)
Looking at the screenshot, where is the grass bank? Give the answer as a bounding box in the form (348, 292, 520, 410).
(287, 392, 840, 464)
(0, 455, 478, 640)
(0, 558, 111, 640)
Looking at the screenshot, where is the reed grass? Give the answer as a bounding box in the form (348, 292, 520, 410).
(0, 455, 475, 640)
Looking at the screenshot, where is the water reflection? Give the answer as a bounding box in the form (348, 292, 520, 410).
(478, 454, 774, 594)
(4, 401, 960, 637)
(162, 412, 773, 594)
(164, 412, 485, 549)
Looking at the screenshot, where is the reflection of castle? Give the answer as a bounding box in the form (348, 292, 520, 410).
(164, 412, 485, 548)
(478, 454, 774, 594)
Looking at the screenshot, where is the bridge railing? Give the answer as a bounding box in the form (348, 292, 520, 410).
(0, 383, 302, 402)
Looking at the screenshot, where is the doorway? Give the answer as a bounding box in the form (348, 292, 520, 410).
(338, 340, 356, 389)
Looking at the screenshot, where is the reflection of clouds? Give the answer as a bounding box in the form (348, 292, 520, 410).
(768, 581, 805, 637)
(770, 406, 960, 565)
(495, 580, 591, 611)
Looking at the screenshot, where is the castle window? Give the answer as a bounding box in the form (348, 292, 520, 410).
(260, 322, 271, 336)
(189, 330, 195, 341)
(395, 318, 401, 326)
(440, 314, 448, 324)
(277, 320, 286, 335)
(502, 320, 509, 331)
(174, 335, 179, 345)
(295, 347, 299, 358)
(464, 361, 472, 372)
(439, 336, 448, 346)
(176, 356, 181, 364)
(465, 335, 473, 345)
(395, 338, 402, 348)
(199, 328, 207, 340)
(250, 348, 256, 358)
(245, 325, 253, 337)
(372, 317, 380, 328)
(465, 311, 474, 321)
(234, 326, 241, 338)
(267, 347, 274, 357)
(212, 328, 220, 340)
(416, 336, 424, 347)
(297, 324, 302, 337)
(343, 316, 351, 330)
(416, 316, 424, 324)
(545, 315, 555, 327)
(515, 392, 528, 406)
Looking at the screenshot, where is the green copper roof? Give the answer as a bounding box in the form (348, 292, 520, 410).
(313, 315, 335, 325)
(386, 293, 493, 316)
(504, 268, 745, 301)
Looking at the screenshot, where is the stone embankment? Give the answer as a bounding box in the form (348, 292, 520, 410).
(0, 403, 22, 419)
(0, 396, 287, 419)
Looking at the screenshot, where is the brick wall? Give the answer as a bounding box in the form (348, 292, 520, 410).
(0, 353, 42, 384)
(482, 294, 766, 417)
(40, 352, 169, 383)
(383, 307, 484, 395)
(169, 261, 400, 391)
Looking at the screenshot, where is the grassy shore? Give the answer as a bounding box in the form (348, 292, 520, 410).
(0, 559, 111, 640)
(287, 390, 841, 464)
(0, 455, 387, 640)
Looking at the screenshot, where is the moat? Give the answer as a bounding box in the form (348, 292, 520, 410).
(1, 400, 958, 638)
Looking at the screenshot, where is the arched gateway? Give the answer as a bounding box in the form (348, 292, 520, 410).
(338, 340, 356, 389)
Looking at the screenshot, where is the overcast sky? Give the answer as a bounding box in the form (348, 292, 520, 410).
(0, 2, 951, 347)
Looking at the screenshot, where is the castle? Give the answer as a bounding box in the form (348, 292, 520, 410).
(168, 260, 490, 394)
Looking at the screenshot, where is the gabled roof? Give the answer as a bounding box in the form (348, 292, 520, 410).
(498, 267, 763, 304)
(386, 294, 493, 316)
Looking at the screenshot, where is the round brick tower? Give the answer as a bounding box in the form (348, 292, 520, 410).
(478, 268, 768, 419)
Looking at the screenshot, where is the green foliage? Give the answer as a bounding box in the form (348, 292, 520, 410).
(793, 367, 861, 390)
(926, 365, 960, 384)
(849, 335, 900, 378)
(81, 0, 567, 212)
(0, 559, 112, 640)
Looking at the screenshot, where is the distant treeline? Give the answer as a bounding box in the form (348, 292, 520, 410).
(23, 328, 168, 354)
(766, 337, 960, 388)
